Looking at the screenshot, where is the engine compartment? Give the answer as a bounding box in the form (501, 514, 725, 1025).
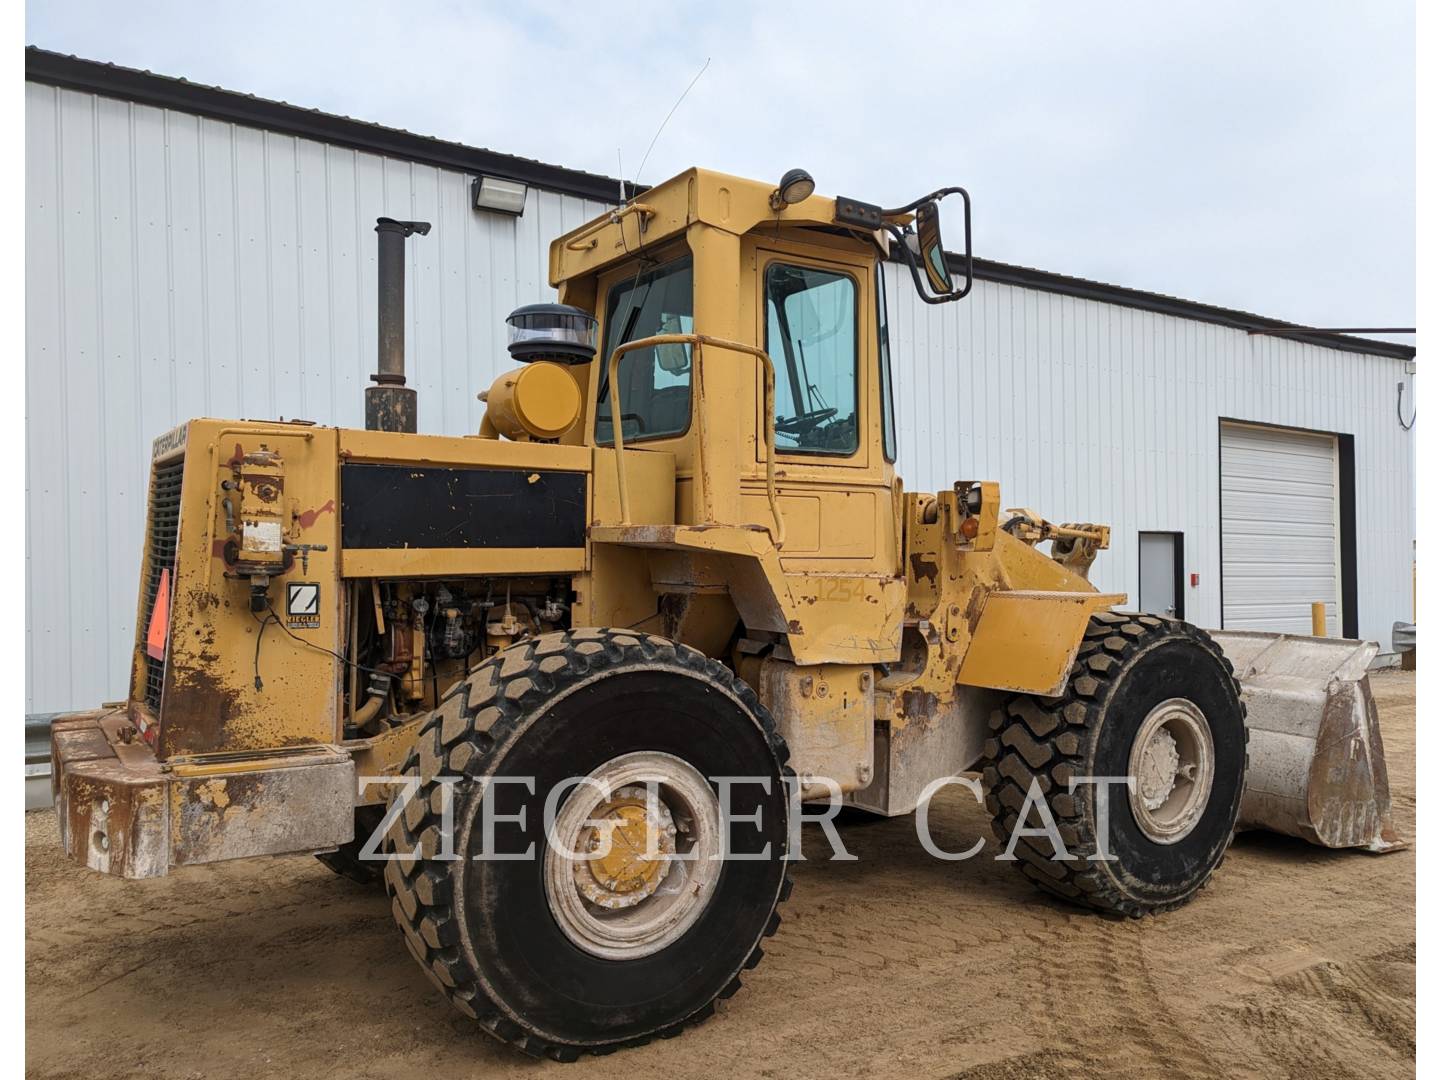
(342, 575, 572, 738)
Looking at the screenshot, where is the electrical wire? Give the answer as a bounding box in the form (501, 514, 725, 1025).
(252, 600, 394, 692)
(252, 610, 275, 690)
(1398, 380, 1416, 431)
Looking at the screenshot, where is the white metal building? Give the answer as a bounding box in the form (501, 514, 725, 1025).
(25, 49, 1416, 715)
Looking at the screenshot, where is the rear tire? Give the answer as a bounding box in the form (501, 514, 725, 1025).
(980, 612, 1247, 917)
(382, 629, 792, 1060)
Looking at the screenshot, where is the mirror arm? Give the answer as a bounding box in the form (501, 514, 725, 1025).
(881, 187, 973, 305)
(879, 185, 968, 218)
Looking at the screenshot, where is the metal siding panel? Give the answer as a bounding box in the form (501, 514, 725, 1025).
(201, 119, 242, 422)
(57, 90, 105, 710)
(23, 86, 613, 712)
(323, 145, 361, 432)
(270, 134, 308, 422)
(295, 136, 331, 421)
(26, 83, 67, 712)
(166, 111, 210, 418)
(407, 164, 441, 433)
(233, 123, 273, 421)
(349, 150, 388, 430)
(95, 95, 142, 693)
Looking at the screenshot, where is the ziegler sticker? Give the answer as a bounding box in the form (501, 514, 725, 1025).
(286, 582, 321, 628)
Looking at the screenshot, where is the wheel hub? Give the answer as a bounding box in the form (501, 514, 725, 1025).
(574, 787, 677, 910)
(1127, 698, 1215, 844)
(544, 751, 722, 960)
(1137, 727, 1182, 810)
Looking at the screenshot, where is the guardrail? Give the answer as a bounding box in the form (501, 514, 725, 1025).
(605, 333, 786, 547)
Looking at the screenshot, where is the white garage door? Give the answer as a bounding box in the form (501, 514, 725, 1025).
(1221, 422, 1341, 635)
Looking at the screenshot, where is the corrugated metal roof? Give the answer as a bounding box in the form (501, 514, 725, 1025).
(24, 46, 636, 203)
(954, 256, 1415, 360)
(25, 46, 1415, 362)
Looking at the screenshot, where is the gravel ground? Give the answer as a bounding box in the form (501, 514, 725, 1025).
(25, 671, 1415, 1079)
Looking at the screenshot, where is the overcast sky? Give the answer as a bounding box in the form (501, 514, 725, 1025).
(27, 1, 1414, 332)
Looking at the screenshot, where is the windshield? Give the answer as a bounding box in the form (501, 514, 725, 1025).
(595, 257, 694, 444)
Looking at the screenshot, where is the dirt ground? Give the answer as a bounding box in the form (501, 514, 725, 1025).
(26, 671, 1415, 1079)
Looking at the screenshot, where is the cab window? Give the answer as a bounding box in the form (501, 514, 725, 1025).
(595, 257, 694, 444)
(764, 263, 858, 455)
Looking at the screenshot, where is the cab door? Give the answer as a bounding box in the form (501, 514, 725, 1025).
(742, 235, 898, 578)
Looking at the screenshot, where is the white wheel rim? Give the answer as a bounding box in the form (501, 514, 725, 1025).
(1127, 697, 1215, 844)
(543, 751, 721, 961)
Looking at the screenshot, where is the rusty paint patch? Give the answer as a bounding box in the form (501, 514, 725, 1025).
(240, 473, 284, 501)
(909, 552, 939, 585)
(295, 499, 336, 528)
(900, 688, 940, 725)
(658, 593, 688, 640)
(964, 588, 988, 635)
(157, 663, 247, 759)
(191, 590, 223, 612)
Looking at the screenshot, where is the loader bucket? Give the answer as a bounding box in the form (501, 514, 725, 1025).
(1210, 630, 1405, 853)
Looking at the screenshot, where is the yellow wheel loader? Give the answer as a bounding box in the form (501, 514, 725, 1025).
(49, 166, 1401, 1060)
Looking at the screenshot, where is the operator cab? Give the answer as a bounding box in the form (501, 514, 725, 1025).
(527, 168, 972, 574)
(535, 167, 970, 454)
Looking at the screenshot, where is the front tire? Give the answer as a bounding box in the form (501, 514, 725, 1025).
(980, 612, 1247, 917)
(382, 629, 792, 1060)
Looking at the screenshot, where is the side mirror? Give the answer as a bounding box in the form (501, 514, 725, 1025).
(875, 186, 973, 305)
(914, 200, 952, 296)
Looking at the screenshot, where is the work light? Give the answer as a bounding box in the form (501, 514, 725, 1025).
(770, 168, 815, 209)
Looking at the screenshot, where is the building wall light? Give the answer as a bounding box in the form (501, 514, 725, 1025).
(473, 175, 528, 216)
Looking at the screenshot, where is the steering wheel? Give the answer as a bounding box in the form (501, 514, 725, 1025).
(775, 407, 838, 436)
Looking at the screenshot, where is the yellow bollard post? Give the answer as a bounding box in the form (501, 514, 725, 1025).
(1311, 601, 1327, 637)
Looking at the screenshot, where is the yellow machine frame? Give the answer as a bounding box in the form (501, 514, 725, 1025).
(51, 166, 1122, 877)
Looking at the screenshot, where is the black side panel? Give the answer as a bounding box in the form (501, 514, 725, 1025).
(1338, 434, 1359, 639)
(341, 464, 586, 549)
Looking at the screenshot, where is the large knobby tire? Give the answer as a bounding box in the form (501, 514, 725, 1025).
(382, 629, 792, 1061)
(980, 612, 1247, 917)
(315, 805, 387, 886)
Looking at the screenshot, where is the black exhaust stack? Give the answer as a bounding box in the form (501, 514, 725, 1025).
(366, 217, 431, 433)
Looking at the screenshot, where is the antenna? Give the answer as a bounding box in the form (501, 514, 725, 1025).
(631, 57, 711, 194)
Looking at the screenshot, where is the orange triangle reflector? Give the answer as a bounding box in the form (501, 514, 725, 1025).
(146, 568, 171, 661)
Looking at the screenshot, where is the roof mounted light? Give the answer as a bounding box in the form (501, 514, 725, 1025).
(769, 167, 815, 210)
(472, 175, 528, 216)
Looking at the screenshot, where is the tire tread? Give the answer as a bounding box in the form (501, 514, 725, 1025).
(978, 614, 1248, 918)
(382, 628, 792, 1060)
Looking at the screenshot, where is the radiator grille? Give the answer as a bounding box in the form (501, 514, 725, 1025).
(141, 456, 185, 710)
